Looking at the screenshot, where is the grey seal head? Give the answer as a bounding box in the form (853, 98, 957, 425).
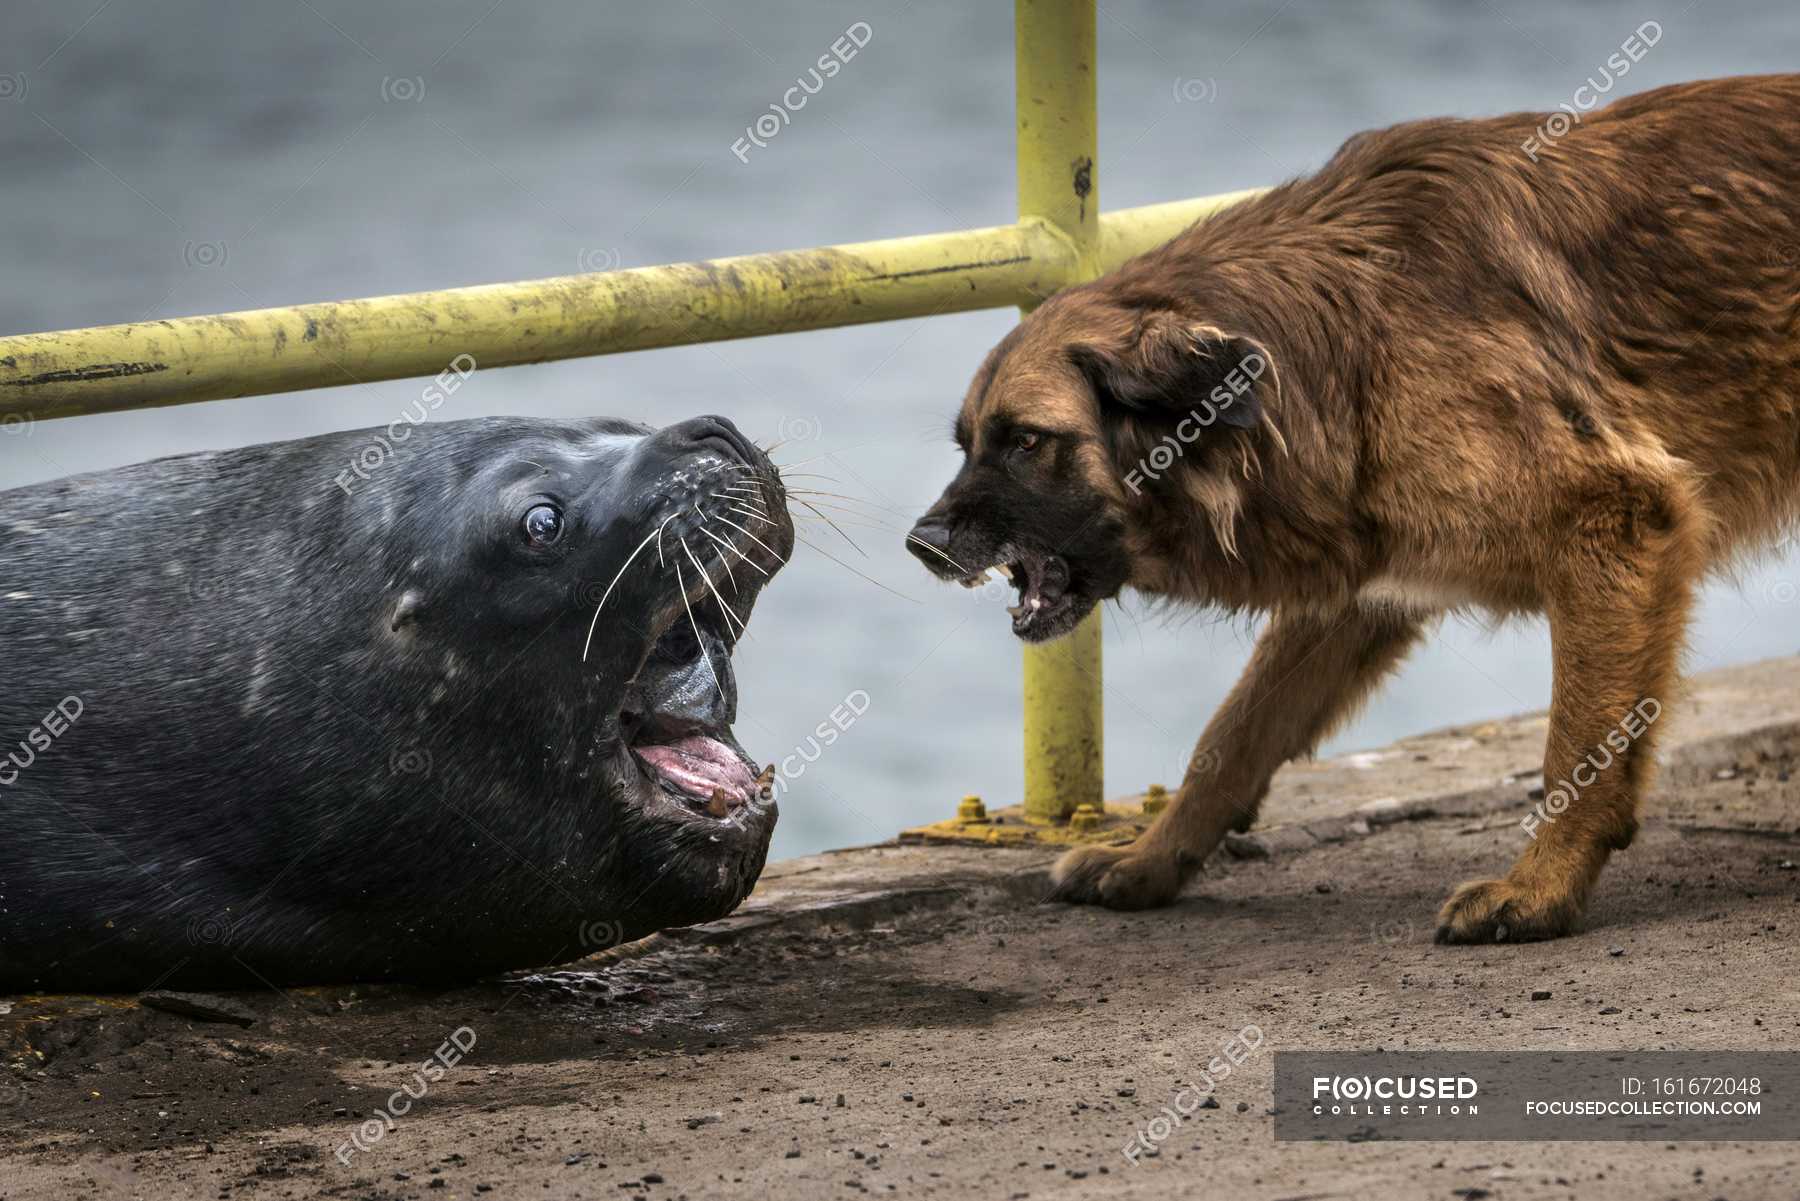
(0, 413, 793, 990)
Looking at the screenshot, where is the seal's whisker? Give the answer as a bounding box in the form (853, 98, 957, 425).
(581, 522, 667, 662)
(767, 473, 847, 489)
(673, 560, 729, 705)
(654, 511, 679, 569)
(700, 528, 738, 590)
(783, 492, 912, 520)
(680, 536, 749, 638)
(791, 496, 869, 559)
(712, 514, 787, 564)
(780, 499, 935, 549)
(791, 532, 921, 604)
(700, 526, 767, 576)
(727, 504, 771, 527)
(781, 488, 915, 518)
(791, 512, 891, 534)
(768, 440, 885, 470)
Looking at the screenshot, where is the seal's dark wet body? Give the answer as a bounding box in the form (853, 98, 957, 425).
(0, 415, 792, 991)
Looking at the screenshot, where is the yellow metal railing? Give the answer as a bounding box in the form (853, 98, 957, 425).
(1015, 0, 1104, 823)
(0, 1, 1260, 824)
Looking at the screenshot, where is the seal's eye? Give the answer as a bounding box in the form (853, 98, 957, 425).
(522, 503, 565, 547)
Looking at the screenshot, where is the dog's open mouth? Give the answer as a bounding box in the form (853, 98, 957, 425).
(959, 550, 1073, 636)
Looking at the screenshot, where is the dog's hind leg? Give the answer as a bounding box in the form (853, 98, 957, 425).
(1436, 473, 1699, 943)
(1048, 602, 1427, 910)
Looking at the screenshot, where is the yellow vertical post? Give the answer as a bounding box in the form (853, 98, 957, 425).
(1016, 0, 1103, 823)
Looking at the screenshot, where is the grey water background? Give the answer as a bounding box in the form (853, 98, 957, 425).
(3, 1, 1797, 862)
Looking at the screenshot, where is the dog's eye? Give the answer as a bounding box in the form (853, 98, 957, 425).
(522, 503, 565, 546)
(1013, 431, 1041, 454)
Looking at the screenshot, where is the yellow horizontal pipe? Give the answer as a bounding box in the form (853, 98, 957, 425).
(0, 191, 1262, 424)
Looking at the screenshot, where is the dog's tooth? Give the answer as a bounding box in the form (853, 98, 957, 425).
(994, 563, 1014, 581)
(1006, 604, 1025, 617)
(1029, 597, 1044, 611)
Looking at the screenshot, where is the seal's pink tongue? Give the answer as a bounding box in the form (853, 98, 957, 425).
(637, 735, 756, 801)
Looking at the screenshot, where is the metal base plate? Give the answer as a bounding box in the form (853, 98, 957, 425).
(898, 794, 1164, 848)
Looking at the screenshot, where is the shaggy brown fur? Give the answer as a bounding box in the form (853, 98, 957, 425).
(907, 74, 1800, 942)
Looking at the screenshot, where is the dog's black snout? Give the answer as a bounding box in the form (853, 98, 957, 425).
(661, 414, 759, 467)
(907, 517, 954, 569)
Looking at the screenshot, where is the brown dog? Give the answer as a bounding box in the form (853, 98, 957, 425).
(906, 74, 1800, 943)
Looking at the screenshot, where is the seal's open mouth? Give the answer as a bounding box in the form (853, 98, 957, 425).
(611, 470, 788, 826)
(635, 735, 764, 813)
(623, 615, 773, 823)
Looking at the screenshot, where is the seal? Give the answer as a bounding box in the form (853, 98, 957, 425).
(0, 413, 794, 991)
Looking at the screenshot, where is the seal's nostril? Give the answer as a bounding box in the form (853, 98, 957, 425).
(655, 621, 703, 665)
(663, 414, 759, 467)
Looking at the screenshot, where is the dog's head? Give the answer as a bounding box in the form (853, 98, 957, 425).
(907, 290, 1275, 641)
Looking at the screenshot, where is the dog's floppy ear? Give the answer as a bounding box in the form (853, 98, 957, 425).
(1070, 313, 1272, 431)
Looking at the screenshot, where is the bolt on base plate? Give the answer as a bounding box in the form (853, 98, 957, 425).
(898, 788, 1170, 848)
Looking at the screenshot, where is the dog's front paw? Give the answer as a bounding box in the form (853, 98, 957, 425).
(1434, 876, 1583, 944)
(1047, 844, 1184, 910)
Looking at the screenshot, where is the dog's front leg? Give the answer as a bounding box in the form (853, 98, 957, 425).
(1048, 603, 1427, 909)
(1436, 480, 1697, 942)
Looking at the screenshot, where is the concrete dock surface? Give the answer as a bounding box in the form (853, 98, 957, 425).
(8, 655, 1800, 1200)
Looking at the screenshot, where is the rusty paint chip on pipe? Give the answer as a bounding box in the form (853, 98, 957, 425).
(0, 361, 169, 387)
